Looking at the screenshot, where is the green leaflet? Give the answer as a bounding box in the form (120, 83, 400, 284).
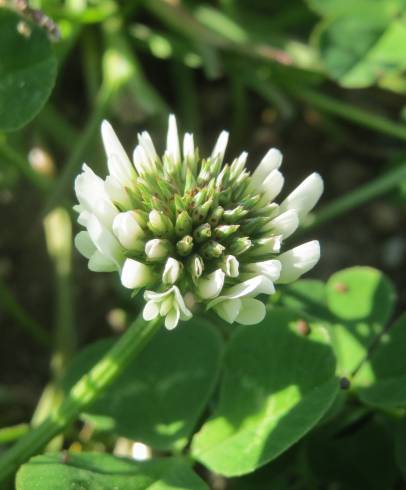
(356, 312, 406, 409)
(16, 453, 209, 490)
(191, 307, 338, 476)
(326, 266, 396, 378)
(63, 320, 223, 451)
(0, 9, 57, 131)
(309, 0, 406, 89)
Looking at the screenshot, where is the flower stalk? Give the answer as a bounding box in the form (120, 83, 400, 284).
(0, 316, 162, 484)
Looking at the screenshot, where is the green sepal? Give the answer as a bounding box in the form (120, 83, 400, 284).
(175, 210, 193, 236)
(214, 224, 240, 239)
(200, 240, 225, 259)
(194, 223, 212, 242)
(176, 235, 194, 256)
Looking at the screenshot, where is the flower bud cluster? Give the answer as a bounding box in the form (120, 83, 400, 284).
(74, 115, 323, 329)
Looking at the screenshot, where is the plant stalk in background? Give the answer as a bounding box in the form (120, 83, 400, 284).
(0, 316, 162, 484)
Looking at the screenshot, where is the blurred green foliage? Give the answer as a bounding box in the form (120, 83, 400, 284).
(0, 8, 57, 131)
(16, 452, 210, 489)
(1, 0, 406, 488)
(63, 320, 222, 451)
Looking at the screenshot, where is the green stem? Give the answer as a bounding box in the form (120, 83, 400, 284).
(43, 6, 168, 215)
(37, 105, 79, 153)
(147, 0, 293, 65)
(250, 72, 406, 141)
(42, 85, 113, 214)
(0, 278, 50, 348)
(0, 316, 162, 483)
(44, 208, 76, 380)
(243, 72, 299, 120)
(102, 16, 168, 117)
(305, 162, 406, 231)
(171, 61, 199, 132)
(0, 424, 30, 445)
(0, 141, 50, 192)
(81, 30, 102, 107)
(31, 209, 76, 448)
(292, 86, 406, 142)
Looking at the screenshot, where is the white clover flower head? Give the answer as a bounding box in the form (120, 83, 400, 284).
(74, 115, 323, 329)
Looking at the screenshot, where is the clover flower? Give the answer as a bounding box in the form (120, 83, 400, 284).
(74, 115, 323, 329)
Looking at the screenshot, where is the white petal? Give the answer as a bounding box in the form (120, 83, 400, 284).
(190, 255, 204, 281)
(260, 169, 284, 203)
(75, 165, 105, 209)
(160, 297, 173, 316)
(144, 288, 172, 303)
(88, 251, 117, 272)
(94, 198, 118, 228)
(208, 275, 275, 309)
(162, 257, 182, 284)
(263, 209, 299, 239)
(165, 306, 180, 330)
(104, 176, 132, 210)
(279, 172, 323, 221)
(214, 298, 241, 324)
(250, 235, 282, 256)
(277, 240, 321, 284)
(120, 258, 153, 289)
(112, 211, 144, 250)
(75, 165, 118, 227)
(236, 298, 266, 325)
(75, 231, 96, 259)
(138, 131, 157, 164)
(166, 114, 181, 164)
(197, 269, 225, 300)
(143, 285, 191, 325)
(107, 154, 135, 188)
(145, 239, 169, 261)
(77, 210, 90, 227)
(172, 286, 193, 320)
(222, 255, 239, 278)
(211, 131, 229, 162)
(183, 133, 194, 160)
(231, 152, 248, 175)
(133, 145, 151, 175)
(101, 120, 128, 159)
(143, 301, 160, 321)
(250, 148, 283, 190)
(245, 259, 281, 282)
(225, 277, 265, 298)
(86, 214, 123, 267)
(101, 121, 134, 185)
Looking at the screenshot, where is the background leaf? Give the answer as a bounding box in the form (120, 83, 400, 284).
(305, 0, 400, 17)
(395, 418, 406, 480)
(279, 279, 330, 322)
(16, 452, 209, 490)
(325, 266, 396, 378)
(307, 417, 397, 490)
(311, 0, 406, 88)
(0, 9, 57, 131)
(191, 307, 338, 476)
(63, 320, 222, 451)
(356, 313, 406, 409)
